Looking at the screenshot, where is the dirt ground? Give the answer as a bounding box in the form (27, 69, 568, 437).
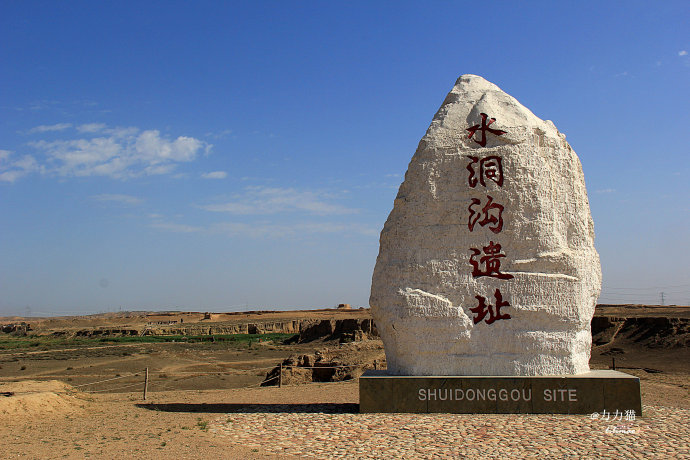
(3, 308, 372, 335)
(1, 306, 688, 458)
(1, 380, 357, 459)
(589, 304, 690, 409)
(1, 373, 688, 459)
(0, 340, 326, 393)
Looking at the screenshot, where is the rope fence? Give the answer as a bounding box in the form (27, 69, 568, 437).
(71, 373, 136, 388)
(83, 381, 146, 393)
(0, 363, 370, 397)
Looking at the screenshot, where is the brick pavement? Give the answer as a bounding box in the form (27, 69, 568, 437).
(211, 405, 688, 459)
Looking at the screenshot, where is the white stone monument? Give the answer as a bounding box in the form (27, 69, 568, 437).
(370, 74, 602, 376)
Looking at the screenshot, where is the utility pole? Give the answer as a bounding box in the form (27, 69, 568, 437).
(143, 367, 149, 400)
(660, 292, 665, 306)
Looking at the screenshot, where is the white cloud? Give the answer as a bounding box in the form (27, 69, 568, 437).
(149, 221, 203, 233)
(205, 129, 233, 140)
(91, 194, 142, 205)
(77, 123, 106, 133)
(0, 150, 40, 183)
(595, 188, 616, 194)
(104, 126, 139, 138)
(27, 123, 72, 133)
(143, 163, 177, 176)
(147, 218, 375, 238)
(134, 130, 203, 163)
(147, 213, 202, 233)
(210, 221, 377, 238)
(201, 186, 358, 215)
(679, 50, 688, 56)
(0, 170, 26, 183)
(12, 155, 38, 171)
(201, 171, 227, 179)
(23, 125, 211, 179)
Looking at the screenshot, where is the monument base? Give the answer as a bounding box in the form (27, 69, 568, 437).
(359, 370, 641, 415)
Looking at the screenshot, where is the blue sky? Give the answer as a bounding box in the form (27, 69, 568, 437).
(1, 1, 688, 315)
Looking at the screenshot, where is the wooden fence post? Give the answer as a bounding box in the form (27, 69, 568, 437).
(143, 367, 149, 400)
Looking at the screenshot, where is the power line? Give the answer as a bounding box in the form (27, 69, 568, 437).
(603, 283, 690, 290)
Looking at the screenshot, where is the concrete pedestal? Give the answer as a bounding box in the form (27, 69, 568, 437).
(359, 370, 641, 415)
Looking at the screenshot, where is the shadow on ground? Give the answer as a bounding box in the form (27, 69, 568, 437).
(136, 402, 359, 414)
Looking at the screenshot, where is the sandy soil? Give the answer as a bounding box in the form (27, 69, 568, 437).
(1, 373, 688, 460)
(1, 306, 688, 458)
(0, 340, 327, 393)
(1, 380, 357, 459)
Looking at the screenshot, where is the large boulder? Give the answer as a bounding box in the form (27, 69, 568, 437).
(370, 74, 601, 376)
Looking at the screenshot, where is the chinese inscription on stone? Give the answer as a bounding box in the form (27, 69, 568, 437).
(467, 114, 512, 325)
(470, 288, 511, 325)
(466, 113, 507, 147)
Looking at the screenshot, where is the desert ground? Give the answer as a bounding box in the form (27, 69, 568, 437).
(1, 305, 688, 458)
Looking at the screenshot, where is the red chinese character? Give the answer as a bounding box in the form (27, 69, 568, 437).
(470, 289, 511, 325)
(468, 195, 504, 234)
(466, 156, 503, 188)
(466, 113, 507, 147)
(469, 241, 514, 279)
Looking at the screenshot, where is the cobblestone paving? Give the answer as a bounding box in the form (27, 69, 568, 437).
(210, 405, 689, 459)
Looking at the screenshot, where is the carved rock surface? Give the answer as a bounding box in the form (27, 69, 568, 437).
(370, 75, 601, 376)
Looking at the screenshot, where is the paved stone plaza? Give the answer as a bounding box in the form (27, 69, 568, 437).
(212, 404, 688, 459)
